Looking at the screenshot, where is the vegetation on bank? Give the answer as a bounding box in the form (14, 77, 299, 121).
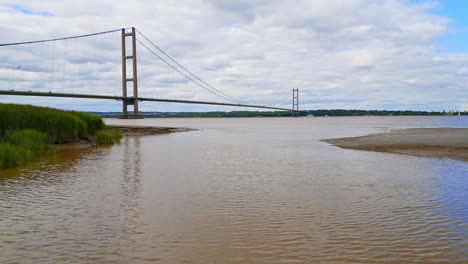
(0, 103, 121, 169)
(0, 129, 48, 169)
(0, 103, 106, 143)
(97, 129, 123, 145)
(92, 109, 468, 118)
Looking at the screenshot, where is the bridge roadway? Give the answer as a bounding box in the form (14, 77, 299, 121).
(0, 90, 290, 111)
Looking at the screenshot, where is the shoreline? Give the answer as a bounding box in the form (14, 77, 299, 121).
(322, 128, 468, 162)
(54, 125, 195, 150)
(105, 124, 196, 137)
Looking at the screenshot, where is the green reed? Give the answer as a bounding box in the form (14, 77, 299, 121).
(0, 129, 49, 169)
(0, 143, 26, 169)
(0, 103, 105, 143)
(0, 103, 113, 169)
(6, 129, 48, 154)
(97, 129, 123, 145)
(70, 111, 105, 135)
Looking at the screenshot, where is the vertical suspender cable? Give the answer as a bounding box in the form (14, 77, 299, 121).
(62, 39, 67, 93)
(51, 40, 55, 92)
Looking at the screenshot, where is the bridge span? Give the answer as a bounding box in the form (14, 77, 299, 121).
(0, 27, 299, 118)
(0, 90, 291, 118)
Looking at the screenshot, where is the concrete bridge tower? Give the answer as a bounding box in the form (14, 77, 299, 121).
(119, 27, 143, 119)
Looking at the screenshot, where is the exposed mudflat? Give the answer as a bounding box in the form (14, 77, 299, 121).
(322, 128, 468, 162)
(106, 124, 196, 136)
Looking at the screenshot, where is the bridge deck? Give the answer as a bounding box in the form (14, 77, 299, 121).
(0, 90, 290, 111)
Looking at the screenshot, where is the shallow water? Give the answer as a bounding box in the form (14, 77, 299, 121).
(1, 116, 467, 263)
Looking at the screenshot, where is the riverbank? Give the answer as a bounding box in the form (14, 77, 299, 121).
(106, 124, 195, 136)
(322, 128, 468, 162)
(0, 103, 123, 169)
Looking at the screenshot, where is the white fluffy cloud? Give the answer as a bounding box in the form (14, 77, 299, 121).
(0, 0, 467, 112)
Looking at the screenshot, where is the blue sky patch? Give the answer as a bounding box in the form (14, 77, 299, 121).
(430, 0, 468, 53)
(7, 4, 54, 17)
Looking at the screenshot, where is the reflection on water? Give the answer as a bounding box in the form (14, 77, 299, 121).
(0, 141, 147, 263)
(1, 117, 467, 263)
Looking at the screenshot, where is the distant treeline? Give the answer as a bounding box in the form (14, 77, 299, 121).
(92, 109, 468, 118)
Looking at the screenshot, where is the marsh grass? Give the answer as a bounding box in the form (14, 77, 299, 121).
(70, 111, 105, 134)
(0, 129, 49, 169)
(0, 103, 105, 143)
(0, 103, 112, 169)
(6, 129, 48, 154)
(0, 143, 26, 169)
(97, 129, 123, 145)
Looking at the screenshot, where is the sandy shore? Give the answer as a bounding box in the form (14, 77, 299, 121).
(322, 128, 468, 162)
(106, 124, 196, 137)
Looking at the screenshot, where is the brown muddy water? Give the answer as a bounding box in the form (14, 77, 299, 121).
(1, 116, 467, 263)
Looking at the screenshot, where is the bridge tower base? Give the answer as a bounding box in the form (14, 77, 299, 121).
(119, 27, 143, 119)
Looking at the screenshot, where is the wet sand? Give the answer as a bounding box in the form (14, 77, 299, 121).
(323, 128, 468, 162)
(105, 124, 195, 136)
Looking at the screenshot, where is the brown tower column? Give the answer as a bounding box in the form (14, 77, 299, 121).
(292, 88, 299, 117)
(119, 27, 143, 119)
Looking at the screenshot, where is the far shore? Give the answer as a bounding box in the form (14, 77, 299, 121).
(322, 128, 468, 162)
(105, 124, 196, 137)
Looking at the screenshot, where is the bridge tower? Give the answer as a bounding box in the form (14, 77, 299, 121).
(292, 88, 299, 117)
(119, 27, 143, 119)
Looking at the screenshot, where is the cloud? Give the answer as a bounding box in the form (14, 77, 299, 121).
(0, 0, 467, 112)
(457, 66, 468, 76)
(343, 49, 374, 69)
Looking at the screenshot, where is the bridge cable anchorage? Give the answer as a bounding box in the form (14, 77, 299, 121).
(0, 28, 128, 47)
(136, 38, 244, 105)
(135, 29, 246, 105)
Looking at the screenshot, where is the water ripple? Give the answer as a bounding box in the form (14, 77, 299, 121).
(1, 117, 467, 263)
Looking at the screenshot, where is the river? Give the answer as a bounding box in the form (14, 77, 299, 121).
(1, 116, 467, 263)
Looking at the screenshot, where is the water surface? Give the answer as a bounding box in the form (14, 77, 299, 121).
(1, 116, 467, 263)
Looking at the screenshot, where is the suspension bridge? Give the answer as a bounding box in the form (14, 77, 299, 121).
(0, 27, 299, 118)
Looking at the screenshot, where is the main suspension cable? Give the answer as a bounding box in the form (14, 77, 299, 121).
(136, 38, 243, 104)
(0, 28, 126, 47)
(136, 29, 246, 104)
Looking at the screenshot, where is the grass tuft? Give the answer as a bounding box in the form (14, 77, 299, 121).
(70, 111, 105, 135)
(0, 129, 50, 169)
(0, 143, 26, 169)
(6, 129, 49, 154)
(97, 129, 123, 145)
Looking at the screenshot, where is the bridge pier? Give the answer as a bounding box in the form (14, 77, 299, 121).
(292, 88, 299, 117)
(119, 27, 143, 119)
(118, 98, 144, 119)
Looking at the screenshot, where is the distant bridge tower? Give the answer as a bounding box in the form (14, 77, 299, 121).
(119, 27, 143, 119)
(292, 88, 299, 117)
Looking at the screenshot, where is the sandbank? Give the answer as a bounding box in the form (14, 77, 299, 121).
(105, 124, 195, 136)
(322, 128, 468, 162)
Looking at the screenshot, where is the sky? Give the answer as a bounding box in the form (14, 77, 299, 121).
(0, 0, 468, 112)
